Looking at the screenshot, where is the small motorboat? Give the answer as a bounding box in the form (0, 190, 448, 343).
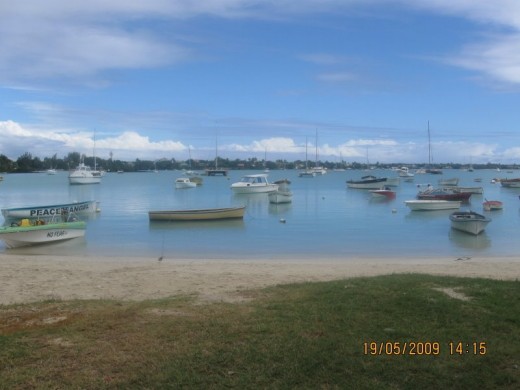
(369, 187, 396, 199)
(231, 174, 278, 194)
(175, 177, 197, 189)
(347, 175, 387, 189)
(483, 200, 503, 211)
(417, 186, 472, 202)
(449, 211, 491, 235)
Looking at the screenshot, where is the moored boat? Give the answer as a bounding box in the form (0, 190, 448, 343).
(405, 200, 461, 211)
(148, 206, 245, 221)
(347, 175, 387, 189)
(369, 187, 396, 199)
(175, 177, 197, 189)
(2, 200, 99, 222)
(231, 174, 278, 194)
(500, 178, 520, 188)
(268, 179, 293, 204)
(0, 218, 86, 248)
(449, 211, 491, 235)
(417, 186, 472, 201)
(483, 200, 503, 211)
(68, 163, 102, 184)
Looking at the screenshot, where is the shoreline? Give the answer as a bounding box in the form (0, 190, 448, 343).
(1, 254, 519, 305)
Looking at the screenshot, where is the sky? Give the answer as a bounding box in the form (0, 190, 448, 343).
(1, 0, 520, 165)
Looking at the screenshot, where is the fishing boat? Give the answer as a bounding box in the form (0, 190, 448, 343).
(347, 175, 387, 189)
(268, 179, 293, 204)
(369, 187, 396, 199)
(1, 200, 99, 222)
(68, 162, 102, 184)
(175, 177, 197, 189)
(483, 200, 503, 211)
(231, 174, 278, 194)
(405, 200, 461, 211)
(0, 217, 86, 248)
(500, 178, 520, 188)
(449, 211, 491, 235)
(148, 206, 245, 221)
(417, 186, 472, 201)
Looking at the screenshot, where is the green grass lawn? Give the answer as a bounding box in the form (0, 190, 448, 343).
(1, 274, 519, 388)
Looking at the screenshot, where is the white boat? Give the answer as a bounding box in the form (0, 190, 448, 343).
(268, 179, 293, 204)
(438, 178, 459, 186)
(405, 200, 461, 211)
(398, 167, 414, 178)
(309, 167, 327, 175)
(347, 175, 387, 189)
(175, 177, 197, 189)
(148, 206, 245, 221)
(46, 168, 57, 175)
(298, 171, 316, 178)
(231, 174, 278, 194)
(1, 200, 99, 222)
(450, 211, 491, 235)
(0, 218, 86, 248)
(68, 163, 102, 184)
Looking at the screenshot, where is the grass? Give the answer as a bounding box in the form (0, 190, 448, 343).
(0, 274, 519, 389)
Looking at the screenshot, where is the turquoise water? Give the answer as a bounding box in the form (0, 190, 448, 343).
(1, 169, 519, 259)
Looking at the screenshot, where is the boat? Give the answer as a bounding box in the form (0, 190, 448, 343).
(1, 200, 99, 222)
(398, 167, 414, 178)
(298, 137, 316, 178)
(417, 186, 472, 201)
(438, 178, 459, 186)
(175, 177, 197, 189)
(206, 135, 228, 176)
(449, 211, 491, 235)
(483, 200, 503, 211)
(425, 121, 442, 174)
(268, 179, 293, 204)
(347, 175, 387, 189)
(148, 206, 245, 221)
(0, 217, 86, 248)
(446, 186, 484, 194)
(231, 174, 278, 194)
(46, 168, 57, 175)
(405, 200, 461, 211)
(500, 178, 520, 188)
(68, 162, 102, 184)
(369, 187, 396, 199)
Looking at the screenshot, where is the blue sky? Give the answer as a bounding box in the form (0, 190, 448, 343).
(1, 1, 520, 164)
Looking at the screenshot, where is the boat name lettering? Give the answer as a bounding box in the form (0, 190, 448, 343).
(46, 230, 68, 238)
(29, 204, 90, 217)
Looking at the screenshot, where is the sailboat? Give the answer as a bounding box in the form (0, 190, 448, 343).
(69, 134, 103, 184)
(309, 129, 327, 175)
(425, 121, 442, 174)
(206, 134, 228, 176)
(299, 137, 316, 177)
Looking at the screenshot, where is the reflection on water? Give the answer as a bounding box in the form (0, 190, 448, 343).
(149, 219, 245, 231)
(448, 229, 492, 250)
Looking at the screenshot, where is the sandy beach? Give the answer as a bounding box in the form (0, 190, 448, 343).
(1, 254, 519, 305)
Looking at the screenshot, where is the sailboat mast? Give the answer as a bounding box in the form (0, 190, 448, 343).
(315, 129, 318, 168)
(427, 120, 432, 166)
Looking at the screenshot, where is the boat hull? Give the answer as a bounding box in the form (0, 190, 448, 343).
(0, 221, 86, 248)
(148, 206, 245, 221)
(69, 176, 101, 185)
(449, 212, 491, 235)
(405, 200, 461, 211)
(2, 200, 99, 221)
(347, 178, 387, 189)
(268, 191, 293, 204)
(231, 184, 278, 194)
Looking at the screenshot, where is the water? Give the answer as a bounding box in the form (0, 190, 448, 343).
(1, 169, 519, 259)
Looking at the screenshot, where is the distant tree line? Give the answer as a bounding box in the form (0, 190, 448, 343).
(0, 152, 517, 173)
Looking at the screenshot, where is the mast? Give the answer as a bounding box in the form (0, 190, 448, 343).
(315, 129, 318, 168)
(427, 120, 432, 167)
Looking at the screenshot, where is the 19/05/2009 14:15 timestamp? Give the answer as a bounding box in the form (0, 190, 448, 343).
(362, 341, 487, 356)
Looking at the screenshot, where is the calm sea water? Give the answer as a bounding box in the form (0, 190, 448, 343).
(1, 169, 519, 259)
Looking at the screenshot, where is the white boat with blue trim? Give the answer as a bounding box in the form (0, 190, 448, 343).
(2, 200, 99, 222)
